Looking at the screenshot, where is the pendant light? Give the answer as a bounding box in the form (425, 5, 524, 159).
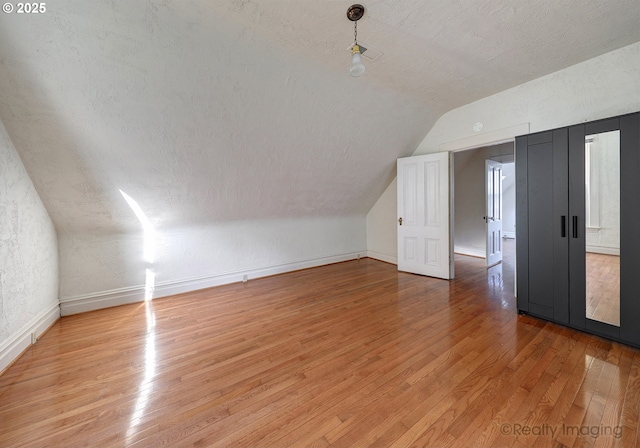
(347, 4, 365, 77)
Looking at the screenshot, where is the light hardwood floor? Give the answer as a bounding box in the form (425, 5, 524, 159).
(1, 247, 639, 447)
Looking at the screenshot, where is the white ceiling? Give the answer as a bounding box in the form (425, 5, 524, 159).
(1, 1, 639, 233)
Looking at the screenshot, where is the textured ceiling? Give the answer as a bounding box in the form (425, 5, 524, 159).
(0, 1, 639, 233)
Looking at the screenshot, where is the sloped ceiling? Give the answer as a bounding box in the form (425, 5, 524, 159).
(1, 1, 639, 233)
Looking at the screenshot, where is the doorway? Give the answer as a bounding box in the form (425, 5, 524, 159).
(452, 142, 516, 287)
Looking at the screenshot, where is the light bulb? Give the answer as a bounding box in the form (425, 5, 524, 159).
(349, 45, 365, 77)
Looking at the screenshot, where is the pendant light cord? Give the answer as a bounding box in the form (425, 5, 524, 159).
(354, 20, 358, 45)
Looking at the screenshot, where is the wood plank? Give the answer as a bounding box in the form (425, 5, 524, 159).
(1, 245, 639, 447)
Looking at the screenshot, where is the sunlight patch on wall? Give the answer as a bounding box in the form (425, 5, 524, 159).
(119, 190, 157, 264)
(119, 189, 158, 301)
(119, 189, 157, 301)
(145, 268, 156, 301)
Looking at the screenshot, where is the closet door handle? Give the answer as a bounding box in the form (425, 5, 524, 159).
(572, 216, 578, 238)
(561, 216, 566, 238)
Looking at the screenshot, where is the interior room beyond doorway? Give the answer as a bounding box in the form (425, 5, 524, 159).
(453, 142, 515, 265)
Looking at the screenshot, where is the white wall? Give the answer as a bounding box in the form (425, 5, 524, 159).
(366, 178, 398, 264)
(367, 41, 640, 263)
(453, 143, 514, 257)
(0, 120, 59, 372)
(59, 215, 366, 315)
(502, 162, 516, 239)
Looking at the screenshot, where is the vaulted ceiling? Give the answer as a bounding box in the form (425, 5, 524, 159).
(1, 1, 639, 233)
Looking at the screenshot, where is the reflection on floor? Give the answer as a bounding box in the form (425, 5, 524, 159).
(453, 239, 516, 310)
(454, 242, 622, 327)
(586, 252, 620, 327)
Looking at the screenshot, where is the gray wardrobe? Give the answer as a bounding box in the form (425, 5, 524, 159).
(516, 112, 640, 347)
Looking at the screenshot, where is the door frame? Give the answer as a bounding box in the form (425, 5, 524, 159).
(485, 159, 504, 267)
(444, 123, 528, 287)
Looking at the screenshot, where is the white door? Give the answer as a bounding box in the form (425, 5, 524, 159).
(397, 152, 451, 279)
(486, 160, 503, 267)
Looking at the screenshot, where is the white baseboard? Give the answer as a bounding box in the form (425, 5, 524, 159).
(503, 231, 516, 239)
(0, 302, 60, 374)
(454, 245, 486, 258)
(366, 250, 397, 265)
(60, 252, 363, 316)
(586, 245, 620, 256)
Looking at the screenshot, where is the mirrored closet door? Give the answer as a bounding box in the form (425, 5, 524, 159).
(584, 130, 620, 327)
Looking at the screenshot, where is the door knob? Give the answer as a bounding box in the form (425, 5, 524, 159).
(398, 217, 403, 226)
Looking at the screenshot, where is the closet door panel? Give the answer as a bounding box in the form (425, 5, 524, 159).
(515, 136, 529, 313)
(568, 124, 586, 329)
(620, 113, 640, 345)
(517, 130, 569, 322)
(552, 128, 569, 324)
(585, 117, 621, 135)
(527, 140, 555, 318)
